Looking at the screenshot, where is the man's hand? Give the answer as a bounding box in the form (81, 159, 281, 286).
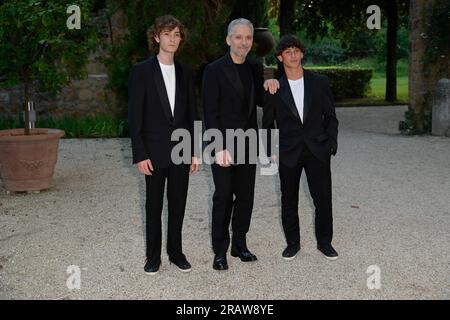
(190, 156, 200, 175)
(215, 149, 232, 167)
(270, 154, 277, 163)
(137, 159, 154, 175)
(263, 79, 280, 95)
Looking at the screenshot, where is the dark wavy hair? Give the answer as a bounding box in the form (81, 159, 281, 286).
(146, 15, 186, 53)
(276, 35, 306, 56)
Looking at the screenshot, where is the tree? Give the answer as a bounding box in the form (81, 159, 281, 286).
(229, 0, 269, 28)
(0, 0, 99, 134)
(405, 0, 450, 133)
(105, 0, 234, 104)
(279, 0, 296, 36)
(298, 0, 409, 101)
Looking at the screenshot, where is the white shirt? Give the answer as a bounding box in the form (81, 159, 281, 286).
(159, 61, 176, 115)
(288, 77, 304, 123)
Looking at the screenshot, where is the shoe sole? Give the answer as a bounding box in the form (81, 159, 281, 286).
(317, 249, 338, 260)
(175, 266, 192, 273)
(145, 270, 159, 275)
(231, 253, 257, 262)
(282, 254, 297, 261)
(213, 264, 229, 270)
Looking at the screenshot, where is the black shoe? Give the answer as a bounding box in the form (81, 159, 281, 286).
(144, 259, 161, 275)
(230, 248, 258, 262)
(282, 244, 300, 261)
(169, 254, 192, 272)
(213, 255, 228, 270)
(317, 244, 338, 260)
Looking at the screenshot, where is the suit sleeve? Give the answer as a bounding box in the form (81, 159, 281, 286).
(262, 91, 276, 157)
(128, 64, 149, 164)
(322, 76, 338, 155)
(202, 64, 226, 149)
(255, 61, 265, 107)
(186, 66, 199, 158)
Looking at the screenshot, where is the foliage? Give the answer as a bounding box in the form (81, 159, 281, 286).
(306, 67, 373, 100)
(0, 114, 129, 138)
(399, 109, 432, 135)
(0, 0, 99, 97)
(229, 0, 269, 28)
(104, 0, 234, 102)
(302, 36, 347, 65)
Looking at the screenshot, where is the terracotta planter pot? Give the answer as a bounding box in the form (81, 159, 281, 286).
(0, 128, 65, 192)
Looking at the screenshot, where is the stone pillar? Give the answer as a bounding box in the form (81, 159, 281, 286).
(432, 79, 450, 136)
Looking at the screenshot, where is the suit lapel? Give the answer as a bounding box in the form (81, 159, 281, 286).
(173, 60, 183, 121)
(151, 57, 174, 123)
(302, 69, 312, 124)
(247, 62, 256, 117)
(279, 75, 301, 122)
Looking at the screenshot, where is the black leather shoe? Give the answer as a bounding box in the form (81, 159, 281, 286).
(317, 244, 338, 260)
(213, 255, 228, 270)
(282, 244, 300, 261)
(169, 254, 192, 272)
(144, 259, 161, 275)
(230, 248, 258, 262)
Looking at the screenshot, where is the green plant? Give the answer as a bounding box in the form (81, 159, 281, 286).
(307, 67, 373, 100)
(0, 0, 99, 134)
(399, 109, 432, 135)
(104, 0, 234, 107)
(0, 114, 129, 138)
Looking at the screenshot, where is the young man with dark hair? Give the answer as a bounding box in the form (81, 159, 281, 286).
(263, 35, 339, 261)
(128, 15, 199, 275)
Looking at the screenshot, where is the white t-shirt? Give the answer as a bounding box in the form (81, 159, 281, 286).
(288, 77, 304, 123)
(159, 62, 176, 115)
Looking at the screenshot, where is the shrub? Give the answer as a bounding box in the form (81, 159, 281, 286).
(306, 67, 373, 100)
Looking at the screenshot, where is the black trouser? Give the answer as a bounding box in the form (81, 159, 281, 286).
(144, 163, 190, 264)
(211, 163, 256, 255)
(278, 146, 333, 247)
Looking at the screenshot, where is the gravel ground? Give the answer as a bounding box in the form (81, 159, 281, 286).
(0, 105, 449, 300)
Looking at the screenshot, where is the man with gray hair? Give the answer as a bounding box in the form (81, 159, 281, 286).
(202, 18, 278, 270)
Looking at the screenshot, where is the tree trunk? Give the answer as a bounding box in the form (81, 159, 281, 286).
(279, 0, 296, 36)
(408, 0, 439, 131)
(385, 0, 398, 102)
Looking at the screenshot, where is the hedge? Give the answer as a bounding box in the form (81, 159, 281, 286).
(306, 67, 373, 100)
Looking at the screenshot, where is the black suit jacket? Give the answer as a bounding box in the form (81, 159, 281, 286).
(202, 52, 264, 150)
(263, 69, 338, 167)
(128, 56, 196, 168)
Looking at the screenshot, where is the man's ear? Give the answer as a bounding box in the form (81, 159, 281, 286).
(225, 36, 231, 46)
(277, 55, 282, 62)
(154, 35, 160, 43)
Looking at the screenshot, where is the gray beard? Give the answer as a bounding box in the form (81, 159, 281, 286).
(232, 49, 248, 58)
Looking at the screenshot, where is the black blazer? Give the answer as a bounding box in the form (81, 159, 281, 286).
(262, 69, 338, 167)
(128, 56, 196, 168)
(202, 52, 264, 149)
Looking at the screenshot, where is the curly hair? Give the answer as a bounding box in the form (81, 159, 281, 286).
(147, 15, 186, 53)
(276, 35, 306, 56)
